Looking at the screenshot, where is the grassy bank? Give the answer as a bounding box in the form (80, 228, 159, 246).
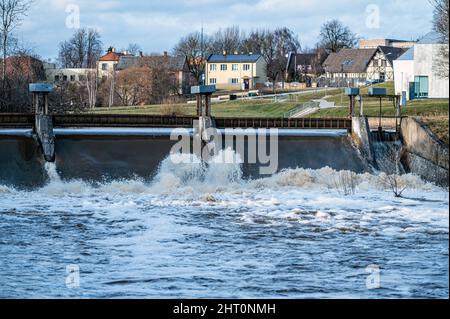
(93, 88, 341, 118)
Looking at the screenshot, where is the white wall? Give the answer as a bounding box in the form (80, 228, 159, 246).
(45, 68, 94, 83)
(415, 44, 449, 99)
(393, 59, 414, 100)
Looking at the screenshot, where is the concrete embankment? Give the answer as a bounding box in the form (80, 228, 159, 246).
(351, 115, 449, 187)
(351, 117, 376, 167)
(400, 117, 449, 187)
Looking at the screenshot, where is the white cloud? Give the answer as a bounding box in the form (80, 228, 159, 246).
(18, 0, 434, 59)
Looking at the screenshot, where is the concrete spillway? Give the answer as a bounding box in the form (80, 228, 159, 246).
(0, 129, 368, 189)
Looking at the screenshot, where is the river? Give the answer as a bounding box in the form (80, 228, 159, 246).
(0, 133, 448, 298)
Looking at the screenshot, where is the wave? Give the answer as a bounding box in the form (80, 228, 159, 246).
(0, 148, 443, 196)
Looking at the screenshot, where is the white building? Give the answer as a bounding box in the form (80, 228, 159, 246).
(45, 67, 95, 83)
(205, 54, 267, 90)
(394, 32, 449, 100)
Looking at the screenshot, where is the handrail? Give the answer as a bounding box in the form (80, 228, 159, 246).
(283, 101, 320, 118)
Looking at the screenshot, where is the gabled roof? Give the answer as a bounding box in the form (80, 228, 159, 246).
(417, 31, 446, 44)
(98, 52, 124, 62)
(207, 54, 262, 63)
(378, 46, 407, 64)
(396, 47, 415, 61)
(323, 48, 377, 73)
(116, 56, 140, 70)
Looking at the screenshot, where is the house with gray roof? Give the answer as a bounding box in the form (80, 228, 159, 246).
(322, 46, 407, 86)
(393, 32, 449, 100)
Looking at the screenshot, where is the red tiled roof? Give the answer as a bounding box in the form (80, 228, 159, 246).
(98, 52, 123, 62)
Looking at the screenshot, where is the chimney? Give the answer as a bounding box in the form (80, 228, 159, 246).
(112, 47, 116, 53)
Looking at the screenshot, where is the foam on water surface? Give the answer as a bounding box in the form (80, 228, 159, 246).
(0, 149, 448, 298)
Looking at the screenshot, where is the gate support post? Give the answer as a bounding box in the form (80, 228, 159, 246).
(30, 83, 55, 162)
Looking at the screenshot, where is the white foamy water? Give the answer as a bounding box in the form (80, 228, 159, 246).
(0, 151, 448, 298)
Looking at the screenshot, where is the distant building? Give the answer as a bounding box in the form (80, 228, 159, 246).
(97, 47, 131, 78)
(359, 39, 415, 49)
(45, 66, 95, 83)
(394, 32, 449, 100)
(322, 46, 406, 86)
(286, 50, 327, 84)
(205, 53, 267, 90)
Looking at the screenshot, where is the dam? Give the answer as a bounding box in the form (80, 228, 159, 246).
(0, 125, 366, 188)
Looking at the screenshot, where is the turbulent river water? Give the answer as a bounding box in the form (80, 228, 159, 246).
(0, 133, 448, 298)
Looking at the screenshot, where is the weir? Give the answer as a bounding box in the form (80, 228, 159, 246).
(2, 84, 447, 187)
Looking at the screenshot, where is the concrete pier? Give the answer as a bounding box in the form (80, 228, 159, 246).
(35, 115, 55, 162)
(352, 116, 377, 168)
(30, 83, 55, 162)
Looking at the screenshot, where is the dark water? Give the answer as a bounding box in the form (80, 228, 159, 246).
(1, 132, 366, 187)
(0, 131, 448, 299)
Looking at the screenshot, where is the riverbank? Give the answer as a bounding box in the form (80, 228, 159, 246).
(91, 83, 449, 144)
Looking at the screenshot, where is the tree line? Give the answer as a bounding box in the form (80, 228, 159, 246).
(1, 0, 448, 112)
(173, 21, 359, 86)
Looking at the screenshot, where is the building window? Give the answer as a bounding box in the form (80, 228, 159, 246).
(210, 64, 217, 71)
(220, 64, 227, 71)
(232, 64, 238, 71)
(231, 78, 239, 84)
(79, 75, 86, 81)
(70, 75, 76, 81)
(414, 76, 429, 98)
(102, 63, 108, 71)
(243, 64, 250, 71)
(210, 78, 217, 84)
(63, 75, 68, 82)
(54, 75, 60, 82)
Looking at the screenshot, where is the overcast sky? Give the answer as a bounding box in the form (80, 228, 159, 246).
(18, 0, 435, 61)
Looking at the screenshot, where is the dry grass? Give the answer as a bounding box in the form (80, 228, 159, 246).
(159, 103, 185, 116)
(422, 116, 449, 145)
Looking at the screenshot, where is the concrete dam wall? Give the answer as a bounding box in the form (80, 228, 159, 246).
(0, 130, 368, 189)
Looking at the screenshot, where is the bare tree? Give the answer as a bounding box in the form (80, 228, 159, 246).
(378, 144, 408, 198)
(334, 171, 358, 196)
(115, 67, 152, 106)
(260, 30, 278, 90)
(58, 28, 103, 68)
(83, 69, 98, 109)
(318, 19, 358, 53)
(0, 0, 32, 109)
(173, 31, 210, 84)
(430, 0, 449, 78)
(210, 26, 244, 54)
(274, 27, 300, 88)
(123, 43, 142, 56)
(241, 29, 267, 54)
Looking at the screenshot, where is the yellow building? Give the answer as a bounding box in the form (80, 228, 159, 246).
(205, 54, 267, 90)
